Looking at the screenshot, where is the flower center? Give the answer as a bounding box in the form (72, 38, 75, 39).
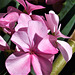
(31, 50, 34, 54)
(30, 48, 35, 54)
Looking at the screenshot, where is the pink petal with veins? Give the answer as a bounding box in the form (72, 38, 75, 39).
(11, 31, 30, 52)
(38, 35, 58, 54)
(28, 21, 47, 43)
(7, 6, 22, 14)
(45, 10, 59, 33)
(26, 1, 45, 14)
(57, 40, 72, 62)
(0, 36, 10, 51)
(15, 13, 31, 31)
(32, 54, 52, 75)
(16, 0, 26, 10)
(5, 52, 31, 75)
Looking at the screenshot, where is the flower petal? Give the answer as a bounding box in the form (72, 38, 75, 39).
(38, 35, 58, 54)
(49, 35, 57, 47)
(15, 13, 32, 31)
(0, 12, 19, 28)
(56, 30, 70, 38)
(3, 22, 15, 35)
(16, 0, 26, 10)
(38, 53, 54, 64)
(5, 52, 31, 75)
(28, 21, 48, 43)
(31, 54, 43, 75)
(38, 55, 52, 75)
(57, 40, 72, 62)
(0, 36, 9, 51)
(18, 13, 32, 24)
(31, 15, 46, 25)
(15, 24, 27, 32)
(26, 1, 45, 14)
(0, 19, 8, 27)
(16, 13, 31, 30)
(45, 10, 59, 33)
(32, 54, 52, 75)
(11, 31, 30, 52)
(0, 13, 7, 18)
(55, 24, 70, 38)
(7, 6, 22, 14)
(4, 12, 19, 23)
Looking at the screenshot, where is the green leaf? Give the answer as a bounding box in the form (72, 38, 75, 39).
(31, 66, 36, 75)
(61, 15, 75, 36)
(13, 0, 20, 8)
(3, 34, 11, 46)
(0, 0, 11, 10)
(16, 0, 20, 8)
(3, 34, 10, 42)
(58, 0, 75, 21)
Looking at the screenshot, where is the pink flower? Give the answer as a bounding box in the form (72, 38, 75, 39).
(15, 13, 46, 32)
(1, 1, 45, 33)
(0, 13, 7, 18)
(45, 10, 72, 62)
(45, 10, 69, 38)
(0, 12, 19, 34)
(5, 21, 58, 75)
(16, 0, 45, 15)
(0, 0, 45, 34)
(0, 36, 10, 51)
(15, 13, 32, 31)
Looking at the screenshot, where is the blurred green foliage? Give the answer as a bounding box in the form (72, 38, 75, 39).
(59, 0, 75, 21)
(0, 0, 11, 10)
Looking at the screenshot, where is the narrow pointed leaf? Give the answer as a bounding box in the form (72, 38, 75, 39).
(58, 0, 75, 21)
(61, 15, 75, 36)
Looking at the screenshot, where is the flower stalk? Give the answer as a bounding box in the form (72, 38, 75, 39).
(50, 30, 75, 75)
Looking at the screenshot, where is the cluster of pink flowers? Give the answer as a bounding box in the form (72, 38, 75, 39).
(0, 0, 72, 75)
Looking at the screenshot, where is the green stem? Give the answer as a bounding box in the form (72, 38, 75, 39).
(50, 40, 75, 75)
